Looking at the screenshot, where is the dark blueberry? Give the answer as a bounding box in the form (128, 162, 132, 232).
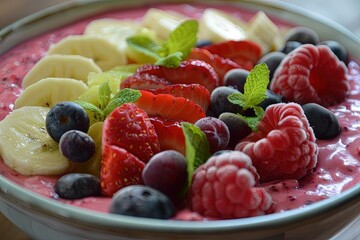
(46, 101, 89, 142)
(142, 150, 187, 198)
(59, 130, 96, 162)
(218, 112, 252, 148)
(257, 51, 286, 81)
(212, 150, 232, 156)
(281, 41, 302, 54)
(223, 69, 249, 93)
(258, 89, 284, 110)
(196, 39, 213, 48)
(284, 26, 320, 45)
(210, 86, 243, 117)
(109, 185, 174, 219)
(302, 103, 341, 139)
(54, 173, 101, 200)
(195, 117, 230, 153)
(317, 40, 349, 64)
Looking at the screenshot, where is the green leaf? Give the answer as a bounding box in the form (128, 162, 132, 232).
(242, 63, 270, 109)
(103, 88, 141, 116)
(155, 52, 183, 68)
(126, 35, 162, 62)
(182, 122, 211, 188)
(98, 81, 112, 110)
(166, 19, 198, 59)
(74, 100, 104, 125)
(228, 92, 247, 108)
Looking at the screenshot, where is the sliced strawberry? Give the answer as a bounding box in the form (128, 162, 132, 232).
(150, 116, 186, 155)
(120, 73, 171, 90)
(187, 48, 242, 85)
(136, 60, 219, 92)
(103, 103, 161, 163)
(100, 144, 145, 197)
(135, 90, 206, 123)
(203, 40, 262, 70)
(146, 84, 210, 111)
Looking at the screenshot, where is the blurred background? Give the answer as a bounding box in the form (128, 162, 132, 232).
(0, 0, 360, 36)
(0, 0, 359, 239)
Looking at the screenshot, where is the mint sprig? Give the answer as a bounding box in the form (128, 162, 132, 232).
(181, 122, 211, 188)
(228, 63, 270, 131)
(126, 19, 198, 68)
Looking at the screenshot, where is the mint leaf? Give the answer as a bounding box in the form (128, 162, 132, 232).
(165, 19, 198, 59)
(182, 122, 211, 187)
(155, 52, 183, 68)
(98, 81, 111, 110)
(126, 35, 161, 62)
(103, 88, 141, 116)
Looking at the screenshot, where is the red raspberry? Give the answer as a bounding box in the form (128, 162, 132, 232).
(235, 103, 318, 182)
(190, 151, 274, 219)
(270, 44, 349, 107)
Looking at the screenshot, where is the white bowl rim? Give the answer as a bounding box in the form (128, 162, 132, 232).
(1, 0, 360, 234)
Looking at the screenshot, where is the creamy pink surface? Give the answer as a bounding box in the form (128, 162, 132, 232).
(0, 3, 360, 218)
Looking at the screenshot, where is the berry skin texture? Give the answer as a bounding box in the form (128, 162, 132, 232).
(59, 130, 96, 162)
(101, 144, 145, 197)
(190, 151, 274, 219)
(270, 44, 349, 107)
(103, 103, 160, 163)
(109, 185, 175, 219)
(235, 103, 318, 182)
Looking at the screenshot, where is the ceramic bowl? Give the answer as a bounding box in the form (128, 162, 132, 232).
(1, 1, 360, 240)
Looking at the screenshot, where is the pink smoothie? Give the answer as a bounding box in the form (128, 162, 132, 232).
(0, 3, 359, 218)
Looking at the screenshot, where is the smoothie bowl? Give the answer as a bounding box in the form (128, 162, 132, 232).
(1, 0, 360, 239)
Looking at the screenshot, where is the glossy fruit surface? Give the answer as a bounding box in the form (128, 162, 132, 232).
(284, 26, 320, 45)
(59, 130, 96, 162)
(46, 101, 90, 142)
(223, 68, 249, 93)
(210, 86, 243, 117)
(109, 185, 175, 219)
(257, 51, 286, 80)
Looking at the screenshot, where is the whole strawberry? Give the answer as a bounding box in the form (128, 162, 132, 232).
(235, 103, 318, 182)
(190, 151, 274, 219)
(270, 44, 349, 107)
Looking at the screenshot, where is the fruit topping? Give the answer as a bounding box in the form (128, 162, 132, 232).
(59, 130, 96, 162)
(194, 117, 230, 153)
(270, 44, 349, 107)
(135, 90, 206, 123)
(102, 103, 160, 163)
(120, 73, 171, 90)
(109, 185, 175, 219)
(142, 150, 187, 198)
(210, 86, 243, 117)
(46, 101, 90, 142)
(101, 144, 145, 196)
(317, 40, 349, 64)
(257, 51, 286, 81)
(190, 150, 274, 219)
(54, 173, 101, 200)
(280, 41, 301, 54)
(223, 68, 249, 92)
(302, 103, 341, 139)
(283, 26, 320, 45)
(235, 103, 318, 182)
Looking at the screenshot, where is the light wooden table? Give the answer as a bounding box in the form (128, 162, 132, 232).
(0, 0, 360, 239)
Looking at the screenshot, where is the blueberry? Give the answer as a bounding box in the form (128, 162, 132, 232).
(317, 40, 349, 63)
(281, 41, 302, 54)
(46, 101, 89, 142)
(258, 90, 284, 110)
(218, 112, 252, 148)
(284, 26, 320, 45)
(54, 173, 101, 200)
(196, 40, 213, 48)
(109, 185, 174, 219)
(59, 130, 96, 162)
(210, 86, 243, 117)
(142, 150, 187, 197)
(257, 51, 286, 81)
(223, 69, 249, 93)
(302, 103, 341, 139)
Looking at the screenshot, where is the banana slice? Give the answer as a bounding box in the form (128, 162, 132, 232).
(71, 121, 103, 176)
(246, 11, 283, 53)
(142, 8, 187, 40)
(0, 106, 70, 176)
(15, 78, 88, 109)
(47, 35, 127, 70)
(22, 54, 102, 89)
(198, 8, 247, 43)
